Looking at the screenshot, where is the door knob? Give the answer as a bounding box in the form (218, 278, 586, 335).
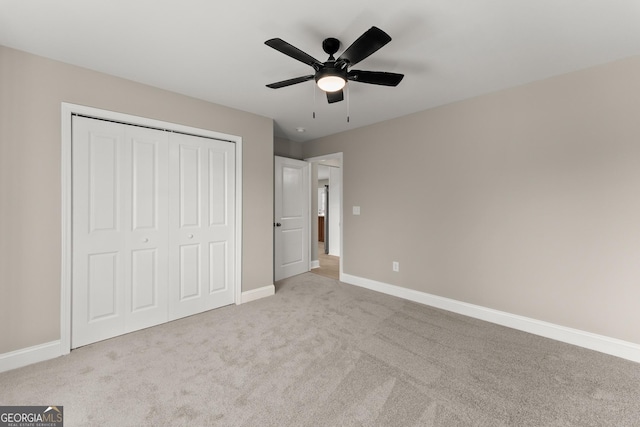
(188, 234, 194, 239)
(274, 222, 282, 227)
(142, 238, 149, 243)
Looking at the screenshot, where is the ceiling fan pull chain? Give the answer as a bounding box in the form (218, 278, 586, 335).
(313, 83, 316, 119)
(346, 84, 350, 123)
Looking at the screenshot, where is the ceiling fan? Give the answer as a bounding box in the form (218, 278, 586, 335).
(265, 26, 404, 104)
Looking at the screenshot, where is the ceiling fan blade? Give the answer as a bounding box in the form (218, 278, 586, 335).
(266, 75, 314, 89)
(348, 70, 404, 86)
(337, 26, 392, 67)
(265, 38, 323, 69)
(326, 90, 344, 104)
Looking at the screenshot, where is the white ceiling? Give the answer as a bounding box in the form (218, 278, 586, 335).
(2, 1, 640, 143)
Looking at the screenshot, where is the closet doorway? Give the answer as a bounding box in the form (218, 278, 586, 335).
(62, 104, 243, 350)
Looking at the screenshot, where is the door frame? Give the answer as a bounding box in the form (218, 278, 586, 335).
(60, 102, 243, 354)
(305, 153, 343, 280)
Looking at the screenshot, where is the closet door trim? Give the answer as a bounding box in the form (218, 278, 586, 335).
(61, 102, 243, 354)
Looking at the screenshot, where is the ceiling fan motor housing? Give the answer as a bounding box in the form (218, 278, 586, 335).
(322, 37, 341, 56)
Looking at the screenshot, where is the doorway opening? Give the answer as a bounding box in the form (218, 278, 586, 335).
(314, 242, 340, 280)
(305, 153, 343, 281)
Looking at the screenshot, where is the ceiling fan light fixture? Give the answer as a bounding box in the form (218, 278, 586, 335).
(317, 75, 346, 92)
(315, 66, 347, 92)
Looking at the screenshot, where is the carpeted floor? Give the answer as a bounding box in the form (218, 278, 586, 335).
(1, 273, 639, 426)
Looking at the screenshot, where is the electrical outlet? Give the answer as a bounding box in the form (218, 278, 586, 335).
(392, 261, 399, 272)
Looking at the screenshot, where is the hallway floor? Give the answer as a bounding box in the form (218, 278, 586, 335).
(311, 242, 339, 280)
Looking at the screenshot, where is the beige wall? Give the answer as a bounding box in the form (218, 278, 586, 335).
(0, 45, 274, 354)
(274, 136, 303, 159)
(303, 56, 640, 344)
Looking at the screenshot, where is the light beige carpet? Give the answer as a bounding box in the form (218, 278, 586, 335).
(1, 273, 639, 426)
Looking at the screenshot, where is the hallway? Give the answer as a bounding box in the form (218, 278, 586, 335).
(311, 242, 339, 280)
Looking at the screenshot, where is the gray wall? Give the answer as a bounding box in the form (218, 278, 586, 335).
(303, 56, 640, 345)
(0, 45, 274, 354)
(274, 136, 303, 159)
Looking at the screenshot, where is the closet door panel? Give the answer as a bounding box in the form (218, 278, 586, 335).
(123, 125, 169, 332)
(72, 118, 127, 347)
(204, 143, 235, 304)
(72, 117, 170, 347)
(169, 133, 235, 320)
(169, 141, 205, 318)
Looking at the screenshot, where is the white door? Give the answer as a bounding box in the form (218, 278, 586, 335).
(274, 156, 309, 281)
(72, 117, 169, 347)
(168, 132, 236, 320)
(72, 116, 235, 348)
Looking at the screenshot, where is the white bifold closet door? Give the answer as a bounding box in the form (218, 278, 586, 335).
(167, 132, 236, 320)
(72, 116, 235, 348)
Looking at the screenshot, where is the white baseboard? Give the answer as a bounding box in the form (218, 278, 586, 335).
(241, 284, 275, 304)
(310, 260, 320, 269)
(341, 273, 640, 364)
(0, 340, 63, 373)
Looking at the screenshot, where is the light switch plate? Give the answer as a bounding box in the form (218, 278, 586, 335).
(353, 206, 361, 215)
